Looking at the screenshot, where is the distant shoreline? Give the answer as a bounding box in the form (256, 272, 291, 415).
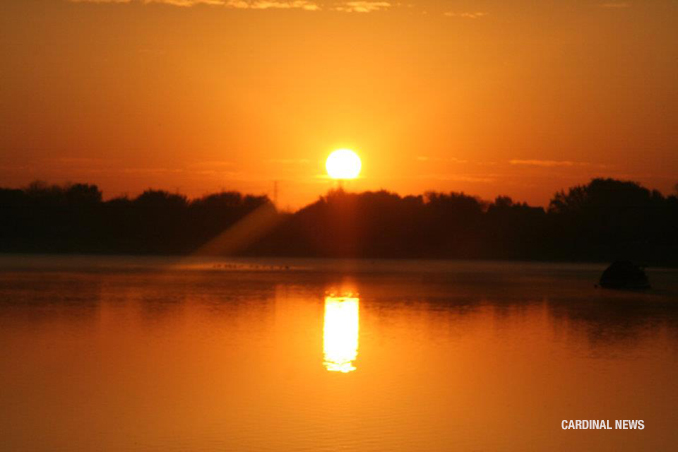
(1, 253, 677, 271)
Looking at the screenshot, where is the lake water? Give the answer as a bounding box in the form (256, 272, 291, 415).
(1, 256, 678, 451)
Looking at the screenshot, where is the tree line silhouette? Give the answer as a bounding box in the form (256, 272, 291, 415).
(1, 178, 676, 265)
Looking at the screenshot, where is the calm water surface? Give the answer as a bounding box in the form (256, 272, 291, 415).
(1, 256, 678, 451)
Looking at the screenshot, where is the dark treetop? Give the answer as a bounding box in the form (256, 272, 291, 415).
(1, 178, 677, 266)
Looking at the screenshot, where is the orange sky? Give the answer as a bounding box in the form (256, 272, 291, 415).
(1, 0, 676, 208)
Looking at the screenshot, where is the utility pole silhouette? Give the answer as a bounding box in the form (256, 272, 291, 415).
(335, 179, 345, 192)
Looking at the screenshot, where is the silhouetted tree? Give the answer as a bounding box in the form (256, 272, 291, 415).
(0, 178, 676, 265)
(548, 178, 673, 263)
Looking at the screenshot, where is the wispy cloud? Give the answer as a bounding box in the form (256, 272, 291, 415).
(416, 156, 468, 164)
(69, 0, 395, 12)
(69, 0, 321, 10)
(149, 0, 224, 5)
(598, 2, 631, 8)
(444, 11, 488, 19)
(46, 157, 116, 166)
(509, 159, 589, 168)
(226, 0, 320, 10)
(69, 0, 133, 3)
(333, 1, 391, 13)
(266, 158, 310, 165)
(188, 160, 234, 169)
(68, 0, 217, 5)
(121, 167, 185, 174)
(70, 0, 226, 5)
(421, 174, 495, 183)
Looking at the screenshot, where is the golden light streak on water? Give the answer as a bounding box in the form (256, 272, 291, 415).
(323, 296, 359, 373)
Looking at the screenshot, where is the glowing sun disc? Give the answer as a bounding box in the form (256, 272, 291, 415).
(326, 149, 362, 180)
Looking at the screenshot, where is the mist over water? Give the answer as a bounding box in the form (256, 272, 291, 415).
(1, 256, 678, 451)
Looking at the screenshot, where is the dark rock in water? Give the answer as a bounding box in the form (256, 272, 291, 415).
(599, 261, 650, 290)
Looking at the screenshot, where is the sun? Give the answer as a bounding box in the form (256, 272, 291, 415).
(326, 149, 362, 180)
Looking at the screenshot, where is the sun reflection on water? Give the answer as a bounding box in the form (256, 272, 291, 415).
(323, 295, 359, 373)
